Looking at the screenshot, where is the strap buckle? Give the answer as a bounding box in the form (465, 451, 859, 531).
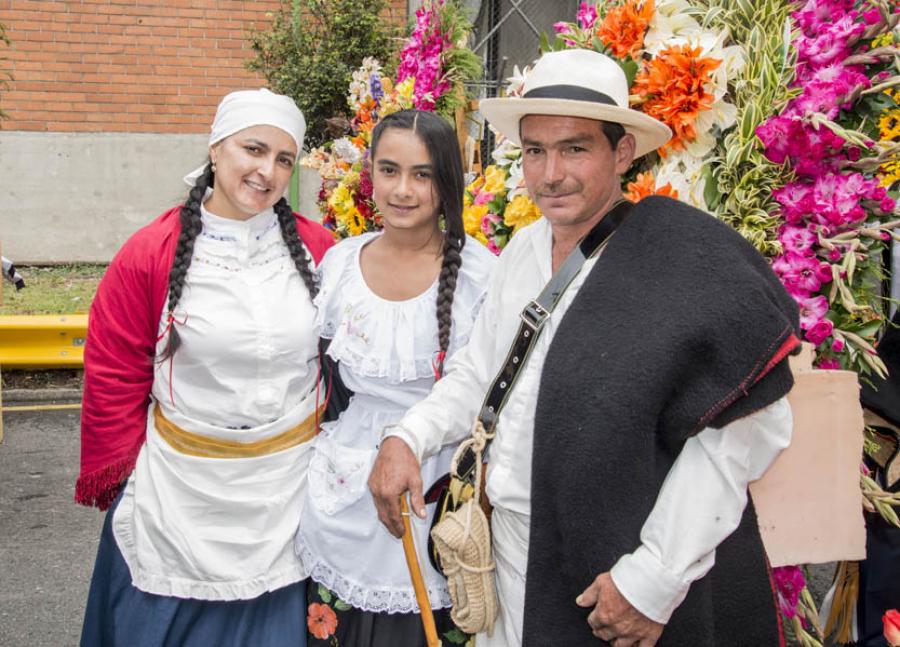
(520, 299, 550, 332)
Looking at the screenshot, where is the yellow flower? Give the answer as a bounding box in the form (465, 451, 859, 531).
(395, 77, 416, 108)
(482, 165, 507, 195)
(463, 203, 488, 237)
(474, 230, 490, 247)
(503, 194, 541, 231)
(879, 159, 900, 188)
(872, 32, 897, 48)
(343, 207, 368, 236)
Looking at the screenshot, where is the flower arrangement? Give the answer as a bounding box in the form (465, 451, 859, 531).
(462, 0, 754, 254)
(756, 1, 900, 378)
(302, 0, 480, 239)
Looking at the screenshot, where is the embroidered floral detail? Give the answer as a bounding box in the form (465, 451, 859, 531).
(307, 601, 338, 640)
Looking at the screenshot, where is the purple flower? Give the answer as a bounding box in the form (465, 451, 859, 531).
(553, 21, 572, 35)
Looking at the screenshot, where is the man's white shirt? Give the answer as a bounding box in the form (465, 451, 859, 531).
(387, 217, 791, 641)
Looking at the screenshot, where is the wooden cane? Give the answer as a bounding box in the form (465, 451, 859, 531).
(400, 495, 441, 647)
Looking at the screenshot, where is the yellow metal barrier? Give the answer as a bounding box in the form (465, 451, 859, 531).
(0, 314, 88, 369)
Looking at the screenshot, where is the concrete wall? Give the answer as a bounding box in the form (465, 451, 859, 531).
(0, 131, 322, 263)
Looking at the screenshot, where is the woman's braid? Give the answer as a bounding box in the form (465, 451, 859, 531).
(159, 163, 212, 361)
(274, 197, 319, 299)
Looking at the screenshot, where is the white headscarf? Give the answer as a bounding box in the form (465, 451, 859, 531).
(183, 88, 306, 186)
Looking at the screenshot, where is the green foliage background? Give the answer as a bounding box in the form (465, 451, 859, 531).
(247, 0, 400, 149)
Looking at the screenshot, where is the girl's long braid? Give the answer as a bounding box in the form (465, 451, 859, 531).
(159, 163, 212, 361)
(274, 197, 319, 299)
(434, 232, 463, 376)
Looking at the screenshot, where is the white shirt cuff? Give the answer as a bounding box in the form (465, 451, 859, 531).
(609, 544, 691, 624)
(382, 422, 424, 463)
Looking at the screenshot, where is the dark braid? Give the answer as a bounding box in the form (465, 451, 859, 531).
(274, 197, 319, 299)
(435, 233, 463, 375)
(159, 162, 213, 361)
(371, 109, 468, 378)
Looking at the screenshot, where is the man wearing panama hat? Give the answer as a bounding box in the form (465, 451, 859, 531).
(370, 48, 801, 646)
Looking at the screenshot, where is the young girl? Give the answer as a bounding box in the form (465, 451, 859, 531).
(297, 109, 496, 646)
(77, 89, 333, 647)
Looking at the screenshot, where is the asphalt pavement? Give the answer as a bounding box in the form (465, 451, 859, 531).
(0, 405, 103, 647)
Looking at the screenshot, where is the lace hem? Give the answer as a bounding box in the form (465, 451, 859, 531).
(296, 535, 452, 614)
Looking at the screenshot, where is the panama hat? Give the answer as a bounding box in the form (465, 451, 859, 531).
(479, 49, 671, 158)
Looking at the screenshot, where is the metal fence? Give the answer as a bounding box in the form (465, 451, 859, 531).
(463, 0, 579, 159)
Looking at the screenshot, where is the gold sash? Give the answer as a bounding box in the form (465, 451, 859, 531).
(153, 404, 321, 459)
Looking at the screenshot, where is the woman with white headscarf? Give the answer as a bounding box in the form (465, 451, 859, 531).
(77, 88, 334, 647)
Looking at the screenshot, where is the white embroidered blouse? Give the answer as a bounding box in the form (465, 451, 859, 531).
(295, 231, 496, 613)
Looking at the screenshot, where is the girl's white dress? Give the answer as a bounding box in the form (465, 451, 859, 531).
(295, 232, 495, 613)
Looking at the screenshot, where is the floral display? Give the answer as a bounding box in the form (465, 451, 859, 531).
(302, 0, 480, 239)
(756, 0, 900, 379)
(462, 4, 899, 641)
(464, 0, 752, 253)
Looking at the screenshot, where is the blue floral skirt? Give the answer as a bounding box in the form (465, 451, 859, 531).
(80, 495, 307, 647)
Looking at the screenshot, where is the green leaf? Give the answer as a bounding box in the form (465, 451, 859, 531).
(539, 31, 551, 54)
(702, 165, 721, 210)
(333, 599, 352, 611)
(317, 584, 333, 603)
(443, 628, 469, 644)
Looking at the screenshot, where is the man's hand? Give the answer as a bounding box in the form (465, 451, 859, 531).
(576, 572, 664, 646)
(368, 436, 426, 538)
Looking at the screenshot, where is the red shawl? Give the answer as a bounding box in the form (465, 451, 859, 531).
(76, 206, 334, 509)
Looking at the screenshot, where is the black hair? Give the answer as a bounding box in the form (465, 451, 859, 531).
(517, 118, 627, 150)
(370, 109, 466, 377)
(601, 121, 627, 149)
(159, 159, 318, 362)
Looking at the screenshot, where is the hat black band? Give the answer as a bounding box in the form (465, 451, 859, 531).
(523, 85, 617, 105)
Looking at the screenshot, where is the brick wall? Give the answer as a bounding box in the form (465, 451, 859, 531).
(0, 0, 408, 133)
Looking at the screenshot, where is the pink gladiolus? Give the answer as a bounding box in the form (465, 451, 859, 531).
(487, 239, 501, 256)
(779, 252, 831, 294)
(474, 191, 494, 206)
(553, 21, 572, 34)
(817, 357, 842, 369)
(806, 318, 834, 346)
(832, 337, 845, 353)
(796, 295, 829, 331)
(779, 225, 817, 255)
(577, 2, 598, 30)
(773, 566, 807, 619)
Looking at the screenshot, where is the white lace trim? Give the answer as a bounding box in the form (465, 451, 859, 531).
(296, 534, 452, 613)
(314, 233, 493, 383)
